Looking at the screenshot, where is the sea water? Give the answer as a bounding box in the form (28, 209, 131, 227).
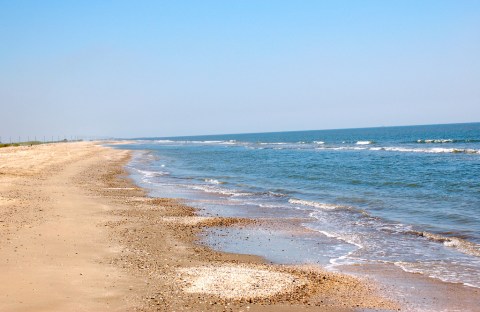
(119, 123, 480, 288)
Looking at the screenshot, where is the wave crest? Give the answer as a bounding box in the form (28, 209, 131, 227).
(356, 141, 374, 145)
(204, 178, 224, 185)
(416, 139, 480, 144)
(408, 231, 480, 257)
(288, 198, 342, 210)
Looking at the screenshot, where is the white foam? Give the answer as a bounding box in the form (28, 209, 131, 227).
(136, 169, 169, 177)
(288, 198, 341, 210)
(309, 227, 364, 249)
(417, 139, 454, 143)
(258, 203, 281, 208)
(318, 146, 367, 151)
(393, 261, 480, 289)
(416, 231, 480, 257)
(222, 140, 237, 145)
(259, 142, 288, 145)
(204, 178, 223, 185)
(192, 140, 224, 144)
(356, 141, 374, 145)
(378, 147, 480, 154)
(189, 184, 251, 197)
(315, 230, 338, 238)
(313, 145, 480, 155)
(313, 141, 325, 145)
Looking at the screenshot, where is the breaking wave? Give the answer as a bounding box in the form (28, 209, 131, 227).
(288, 198, 345, 210)
(356, 141, 374, 145)
(204, 178, 224, 185)
(314, 146, 480, 154)
(148, 139, 480, 155)
(416, 139, 480, 144)
(408, 231, 480, 257)
(136, 169, 170, 177)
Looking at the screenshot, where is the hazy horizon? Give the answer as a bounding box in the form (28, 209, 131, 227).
(1, 1, 479, 140)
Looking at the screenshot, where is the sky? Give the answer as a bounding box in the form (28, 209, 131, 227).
(1, 0, 479, 140)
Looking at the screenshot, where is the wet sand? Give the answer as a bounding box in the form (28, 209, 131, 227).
(200, 214, 480, 311)
(339, 263, 480, 311)
(1, 141, 472, 311)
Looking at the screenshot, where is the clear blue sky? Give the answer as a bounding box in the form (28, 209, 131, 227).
(1, 0, 479, 139)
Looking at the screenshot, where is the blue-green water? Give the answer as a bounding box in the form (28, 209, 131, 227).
(120, 122, 480, 288)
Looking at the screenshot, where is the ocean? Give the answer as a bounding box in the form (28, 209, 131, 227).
(118, 122, 480, 288)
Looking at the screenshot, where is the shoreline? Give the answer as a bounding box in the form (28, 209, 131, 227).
(105, 145, 398, 311)
(0, 142, 478, 311)
(121, 144, 480, 311)
(181, 198, 480, 311)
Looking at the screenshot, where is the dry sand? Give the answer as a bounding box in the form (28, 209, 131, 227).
(0, 142, 399, 311)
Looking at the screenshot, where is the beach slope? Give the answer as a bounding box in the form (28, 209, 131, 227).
(0, 142, 396, 311)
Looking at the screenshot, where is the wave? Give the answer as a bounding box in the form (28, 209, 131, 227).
(417, 139, 454, 144)
(204, 178, 224, 185)
(356, 141, 374, 145)
(153, 139, 240, 145)
(407, 231, 480, 257)
(258, 203, 281, 208)
(300, 198, 480, 258)
(322, 146, 368, 151)
(310, 228, 364, 249)
(258, 144, 478, 154)
(378, 147, 480, 154)
(188, 184, 252, 197)
(315, 146, 480, 154)
(416, 139, 480, 144)
(147, 139, 480, 155)
(288, 198, 344, 210)
(136, 169, 170, 177)
(191, 140, 224, 144)
(393, 261, 480, 289)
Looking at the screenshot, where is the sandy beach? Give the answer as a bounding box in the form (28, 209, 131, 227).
(1, 141, 478, 311)
(3, 0, 479, 310)
(0, 142, 399, 311)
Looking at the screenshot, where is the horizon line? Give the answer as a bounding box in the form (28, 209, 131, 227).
(125, 121, 480, 140)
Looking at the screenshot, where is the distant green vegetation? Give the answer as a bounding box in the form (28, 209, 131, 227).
(0, 141, 43, 148)
(0, 139, 83, 148)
